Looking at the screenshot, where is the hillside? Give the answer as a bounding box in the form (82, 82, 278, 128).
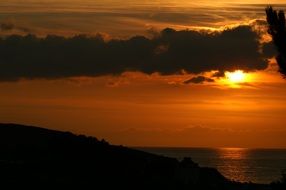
(0, 123, 274, 189)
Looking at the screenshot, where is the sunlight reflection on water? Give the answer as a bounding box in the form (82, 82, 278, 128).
(217, 148, 250, 182)
(138, 147, 286, 183)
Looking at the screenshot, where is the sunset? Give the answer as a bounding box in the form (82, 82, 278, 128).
(226, 70, 246, 83)
(1, 0, 286, 189)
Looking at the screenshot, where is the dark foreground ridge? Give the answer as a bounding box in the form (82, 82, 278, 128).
(0, 123, 284, 189)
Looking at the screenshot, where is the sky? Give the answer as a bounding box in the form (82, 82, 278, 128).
(1, 0, 286, 148)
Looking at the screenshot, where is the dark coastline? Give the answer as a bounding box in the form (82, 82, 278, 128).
(135, 146, 286, 184)
(0, 123, 284, 189)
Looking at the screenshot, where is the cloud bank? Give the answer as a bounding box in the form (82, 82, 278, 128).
(0, 25, 272, 81)
(0, 21, 31, 33)
(184, 76, 215, 84)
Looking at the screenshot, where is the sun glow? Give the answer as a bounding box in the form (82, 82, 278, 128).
(217, 70, 253, 88)
(226, 70, 246, 83)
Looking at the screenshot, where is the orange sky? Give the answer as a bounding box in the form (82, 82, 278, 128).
(1, 70, 286, 148)
(1, 0, 286, 148)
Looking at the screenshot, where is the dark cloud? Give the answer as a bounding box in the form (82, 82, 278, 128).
(0, 22, 14, 31)
(184, 76, 214, 84)
(212, 70, 225, 78)
(0, 21, 31, 33)
(0, 25, 272, 81)
(262, 42, 277, 58)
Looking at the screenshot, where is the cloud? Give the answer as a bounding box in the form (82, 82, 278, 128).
(0, 21, 31, 33)
(0, 22, 14, 31)
(212, 70, 225, 78)
(0, 25, 272, 81)
(184, 76, 214, 84)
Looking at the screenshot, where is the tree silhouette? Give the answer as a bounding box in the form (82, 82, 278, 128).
(266, 6, 286, 76)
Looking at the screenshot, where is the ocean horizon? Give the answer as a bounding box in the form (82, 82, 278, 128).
(135, 147, 286, 184)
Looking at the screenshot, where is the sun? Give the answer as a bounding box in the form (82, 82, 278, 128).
(225, 70, 246, 83)
(219, 70, 252, 88)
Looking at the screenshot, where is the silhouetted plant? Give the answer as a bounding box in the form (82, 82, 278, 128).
(266, 6, 286, 76)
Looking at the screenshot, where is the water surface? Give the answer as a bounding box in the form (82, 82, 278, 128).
(137, 147, 286, 184)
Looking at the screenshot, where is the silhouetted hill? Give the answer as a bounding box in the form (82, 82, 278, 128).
(0, 123, 278, 189)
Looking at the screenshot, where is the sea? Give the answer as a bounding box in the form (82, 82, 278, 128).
(137, 147, 286, 184)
